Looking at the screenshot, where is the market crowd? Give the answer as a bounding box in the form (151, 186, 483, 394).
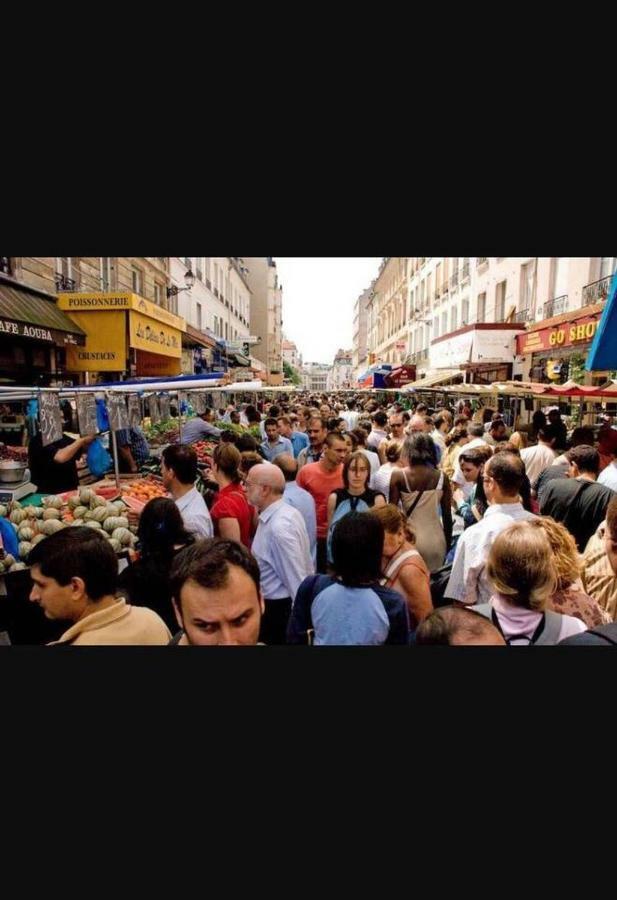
(23, 391, 617, 646)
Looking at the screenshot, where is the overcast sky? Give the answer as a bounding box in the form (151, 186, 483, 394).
(275, 257, 382, 364)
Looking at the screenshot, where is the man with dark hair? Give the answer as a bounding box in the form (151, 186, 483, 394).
(277, 416, 309, 459)
(297, 432, 346, 573)
(484, 418, 509, 447)
(287, 513, 409, 645)
(181, 407, 223, 444)
(535, 426, 596, 503)
(260, 417, 293, 462)
(162, 444, 213, 539)
(340, 399, 360, 432)
(169, 539, 264, 645)
(367, 411, 389, 452)
(28, 528, 170, 645)
(297, 416, 328, 469)
(415, 605, 505, 646)
(446, 452, 537, 606)
(547, 408, 568, 450)
(520, 425, 557, 490)
(273, 453, 317, 565)
(540, 445, 616, 552)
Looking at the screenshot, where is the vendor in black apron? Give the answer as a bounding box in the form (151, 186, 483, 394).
(28, 432, 96, 494)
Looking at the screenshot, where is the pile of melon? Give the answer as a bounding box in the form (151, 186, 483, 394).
(0, 487, 137, 572)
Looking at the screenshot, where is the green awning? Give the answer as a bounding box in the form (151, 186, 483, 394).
(0, 283, 86, 346)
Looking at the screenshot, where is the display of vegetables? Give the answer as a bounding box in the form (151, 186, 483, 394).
(0, 445, 28, 463)
(192, 441, 216, 466)
(0, 488, 141, 572)
(144, 418, 180, 447)
(122, 476, 167, 503)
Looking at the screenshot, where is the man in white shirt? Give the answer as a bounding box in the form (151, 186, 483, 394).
(445, 452, 537, 606)
(367, 411, 389, 451)
(161, 444, 214, 539)
(340, 400, 360, 432)
(520, 426, 558, 489)
(451, 424, 490, 499)
(273, 454, 318, 565)
(245, 463, 314, 644)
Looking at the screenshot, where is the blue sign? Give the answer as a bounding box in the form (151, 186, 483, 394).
(586, 273, 617, 371)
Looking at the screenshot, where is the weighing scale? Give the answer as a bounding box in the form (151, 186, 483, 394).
(0, 480, 37, 504)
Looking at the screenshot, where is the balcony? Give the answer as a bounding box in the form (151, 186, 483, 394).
(206, 278, 212, 290)
(0, 257, 11, 275)
(542, 294, 568, 319)
(450, 271, 459, 289)
(476, 257, 488, 268)
(55, 273, 76, 291)
(582, 276, 613, 307)
(214, 288, 219, 299)
(461, 261, 470, 282)
(514, 308, 531, 323)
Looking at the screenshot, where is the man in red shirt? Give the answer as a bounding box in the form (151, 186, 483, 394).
(297, 432, 346, 572)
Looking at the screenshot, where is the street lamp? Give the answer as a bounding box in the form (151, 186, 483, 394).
(166, 265, 195, 298)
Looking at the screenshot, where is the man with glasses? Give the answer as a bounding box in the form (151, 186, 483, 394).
(245, 463, 313, 644)
(445, 452, 537, 607)
(378, 414, 406, 465)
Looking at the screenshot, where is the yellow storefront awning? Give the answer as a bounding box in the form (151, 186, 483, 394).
(57, 292, 185, 372)
(400, 369, 463, 392)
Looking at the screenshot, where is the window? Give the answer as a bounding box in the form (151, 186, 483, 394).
(451, 306, 458, 332)
(100, 257, 112, 290)
(213, 315, 218, 335)
(600, 257, 617, 279)
(441, 311, 448, 334)
(131, 267, 143, 294)
(495, 281, 507, 321)
(520, 259, 537, 312)
(205, 257, 211, 284)
(55, 257, 72, 278)
(477, 292, 487, 322)
(462, 298, 469, 325)
(225, 322, 228, 340)
(552, 258, 569, 298)
(153, 283, 162, 305)
(196, 303, 202, 330)
(185, 257, 192, 268)
(433, 315, 439, 338)
(420, 280, 425, 308)
(0, 257, 11, 275)
(196, 258, 203, 280)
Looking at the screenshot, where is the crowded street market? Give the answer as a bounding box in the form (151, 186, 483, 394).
(1, 255, 617, 646)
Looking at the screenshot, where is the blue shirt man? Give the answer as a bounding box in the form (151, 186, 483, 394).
(261, 418, 293, 462)
(276, 415, 309, 459)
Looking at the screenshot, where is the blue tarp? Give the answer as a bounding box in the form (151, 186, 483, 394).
(586, 273, 617, 371)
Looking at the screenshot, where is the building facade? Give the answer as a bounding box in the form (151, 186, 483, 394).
(170, 257, 250, 375)
(301, 362, 331, 393)
(364, 257, 617, 387)
(352, 284, 372, 379)
(0, 257, 178, 384)
(243, 257, 283, 381)
(366, 258, 410, 367)
(282, 338, 301, 370)
(327, 348, 354, 390)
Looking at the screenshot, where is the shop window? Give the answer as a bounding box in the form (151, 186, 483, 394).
(131, 267, 143, 294)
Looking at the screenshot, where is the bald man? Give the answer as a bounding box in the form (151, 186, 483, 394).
(273, 453, 317, 565)
(245, 463, 314, 644)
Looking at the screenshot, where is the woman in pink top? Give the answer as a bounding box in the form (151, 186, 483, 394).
(477, 521, 586, 645)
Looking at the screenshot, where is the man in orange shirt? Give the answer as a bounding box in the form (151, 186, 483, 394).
(297, 432, 346, 573)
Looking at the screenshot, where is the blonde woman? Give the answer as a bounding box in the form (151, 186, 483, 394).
(528, 518, 611, 628)
(370, 504, 433, 628)
(476, 521, 587, 644)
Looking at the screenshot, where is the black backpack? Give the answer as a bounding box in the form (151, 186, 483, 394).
(430, 564, 453, 609)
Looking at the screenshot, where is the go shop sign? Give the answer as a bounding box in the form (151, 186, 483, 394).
(516, 315, 599, 355)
